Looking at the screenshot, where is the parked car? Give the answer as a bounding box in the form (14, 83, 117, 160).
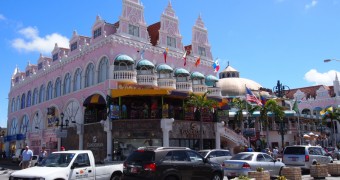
(10, 150, 123, 180)
(122, 146, 224, 180)
(282, 145, 332, 171)
(325, 147, 339, 160)
(30, 155, 39, 167)
(198, 149, 232, 165)
(223, 152, 285, 179)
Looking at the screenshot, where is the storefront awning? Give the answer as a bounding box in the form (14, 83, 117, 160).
(111, 89, 169, 97)
(83, 94, 106, 107)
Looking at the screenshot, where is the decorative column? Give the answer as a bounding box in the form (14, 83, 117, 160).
(161, 118, 174, 147)
(215, 122, 224, 149)
(76, 124, 84, 150)
(103, 119, 112, 161)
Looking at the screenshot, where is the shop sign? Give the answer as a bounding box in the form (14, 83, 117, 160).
(87, 136, 104, 148)
(56, 130, 68, 138)
(16, 134, 26, 140)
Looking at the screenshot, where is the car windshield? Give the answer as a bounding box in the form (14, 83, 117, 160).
(37, 153, 75, 167)
(198, 151, 208, 157)
(230, 153, 253, 161)
(284, 147, 305, 155)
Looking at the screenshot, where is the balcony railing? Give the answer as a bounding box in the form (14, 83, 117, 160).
(221, 126, 248, 146)
(207, 87, 222, 97)
(176, 82, 193, 92)
(113, 70, 137, 83)
(137, 74, 157, 86)
(157, 78, 176, 90)
(192, 84, 207, 94)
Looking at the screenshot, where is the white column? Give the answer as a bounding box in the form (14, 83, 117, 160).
(103, 119, 112, 161)
(161, 118, 174, 147)
(214, 123, 222, 149)
(77, 124, 84, 150)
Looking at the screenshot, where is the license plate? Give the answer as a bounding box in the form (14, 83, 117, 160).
(230, 172, 236, 176)
(291, 157, 297, 161)
(130, 167, 138, 173)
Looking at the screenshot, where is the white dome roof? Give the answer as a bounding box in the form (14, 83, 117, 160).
(217, 77, 262, 97)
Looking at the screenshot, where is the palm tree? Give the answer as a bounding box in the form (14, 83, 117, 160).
(322, 107, 340, 147)
(232, 98, 250, 132)
(266, 99, 285, 149)
(185, 91, 218, 150)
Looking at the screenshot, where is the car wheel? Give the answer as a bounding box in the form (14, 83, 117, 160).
(110, 173, 121, 180)
(338, 155, 340, 160)
(165, 175, 178, 180)
(211, 173, 222, 180)
(279, 166, 284, 176)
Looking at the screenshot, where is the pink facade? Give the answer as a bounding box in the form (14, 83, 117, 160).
(5, 0, 225, 159)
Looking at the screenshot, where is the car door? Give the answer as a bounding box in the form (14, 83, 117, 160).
(262, 153, 278, 176)
(170, 150, 192, 180)
(320, 147, 331, 164)
(255, 154, 267, 171)
(187, 150, 212, 180)
(69, 153, 94, 180)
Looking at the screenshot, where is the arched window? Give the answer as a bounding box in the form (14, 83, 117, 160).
(46, 81, 53, 100)
(11, 98, 15, 112)
(63, 73, 71, 95)
(85, 63, 94, 87)
(73, 68, 82, 91)
(54, 77, 61, 98)
(21, 93, 26, 109)
(16, 96, 20, 111)
(26, 90, 31, 107)
(39, 85, 45, 103)
(98, 57, 109, 83)
(32, 88, 38, 105)
(10, 118, 18, 135)
(21, 115, 30, 134)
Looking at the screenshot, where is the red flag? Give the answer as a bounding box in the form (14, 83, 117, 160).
(163, 47, 169, 63)
(195, 57, 200, 67)
(182, 51, 187, 66)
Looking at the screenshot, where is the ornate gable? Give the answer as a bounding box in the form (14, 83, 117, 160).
(117, 0, 149, 43)
(191, 15, 212, 61)
(158, 1, 183, 50)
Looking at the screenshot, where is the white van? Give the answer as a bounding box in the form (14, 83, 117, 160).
(282, 145, 332, 171)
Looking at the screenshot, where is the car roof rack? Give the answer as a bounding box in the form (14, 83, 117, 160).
(156, 147, 191, 150)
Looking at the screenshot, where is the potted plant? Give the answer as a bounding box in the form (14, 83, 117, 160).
(310, 162, 328, 179)
(247, 167, 270, 180)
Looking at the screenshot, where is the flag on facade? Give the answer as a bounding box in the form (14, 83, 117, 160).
(213, 59, 220, 72)
(320, 106, 333, 116)
(182, 51, 187, 66)
(293, 100, 299, 114)
(195, 57, 200, 67)
(245, 86, 262, 106)
(260, 94, 266, 107)
(163, 47, 169, 63)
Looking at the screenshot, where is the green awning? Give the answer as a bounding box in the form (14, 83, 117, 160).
(205, 75, 219, 82)
(115, 54, 134, 63)
(174, 68, 190, 76)
(191, 72, 205, 79)
(137, 59, 155, 68)
(157, 64, 173, 72)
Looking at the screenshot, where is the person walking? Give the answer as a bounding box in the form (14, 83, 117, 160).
(21, 146, 33, 169)
(38, 147, 48, 163)
(273, 147, 279, 159)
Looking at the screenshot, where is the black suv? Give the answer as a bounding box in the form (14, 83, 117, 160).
(122, 146, 223, 180)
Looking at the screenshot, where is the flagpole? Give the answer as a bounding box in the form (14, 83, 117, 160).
(245, 85, 251, 147)
(297, 113, 301, 145)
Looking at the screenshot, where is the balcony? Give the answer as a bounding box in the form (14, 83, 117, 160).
(157, 78, 176, 90)
(207, 87, 222, 97)
(176, 82, 192, 92)
(113, 70, 137, 83)
(192, 84, 207, 94)
(137, 74, 157, 86)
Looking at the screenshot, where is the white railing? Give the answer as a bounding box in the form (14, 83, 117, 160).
(137, 74, 157, 86)
(176, 82, 193, 92)
(207, 87, 222, 97)
(192, 84, 207, 94)
(221, 127, 248, 146)
(113, 70, 137, 83)
(157, 78, 176, 90)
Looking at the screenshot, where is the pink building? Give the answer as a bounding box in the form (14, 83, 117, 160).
(5, 0, 247, 161)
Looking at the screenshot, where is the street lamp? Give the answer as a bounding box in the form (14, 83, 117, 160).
(324, 59, 340, 63)
(55, 112, 69, 150)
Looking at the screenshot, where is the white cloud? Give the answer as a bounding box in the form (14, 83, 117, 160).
(304, 69, 339, 85)
(0, 14, 5, 20)
(11, 26, 69, 54)
(305, 0, 318, 9)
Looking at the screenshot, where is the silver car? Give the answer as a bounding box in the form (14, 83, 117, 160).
(198, 149, 232, 165)
(223, 152, 285, 179)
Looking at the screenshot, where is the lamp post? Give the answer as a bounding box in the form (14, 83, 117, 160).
(55, 112, 69, 150)
(273, 80, 290, 149)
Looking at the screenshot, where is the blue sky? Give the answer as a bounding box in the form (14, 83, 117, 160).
(1, 0, 340, 128)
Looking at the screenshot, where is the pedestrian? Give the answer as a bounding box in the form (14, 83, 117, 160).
(21, 146, 33, 169)
(61, 146, 65, 151)
(39, 147, 48, 162)
(273, 147, 279, 159)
